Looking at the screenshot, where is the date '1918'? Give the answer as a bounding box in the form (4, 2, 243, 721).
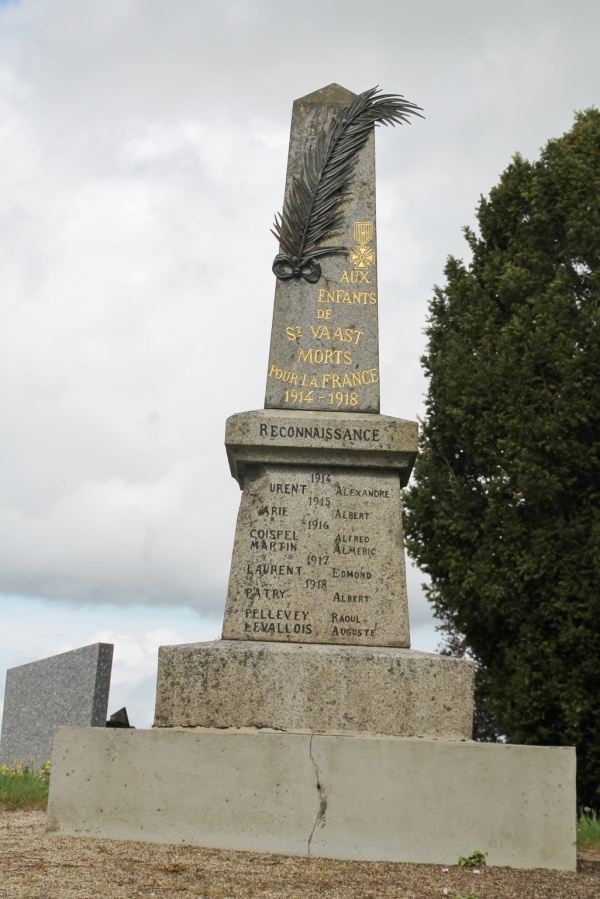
(283, 389, 359, 407)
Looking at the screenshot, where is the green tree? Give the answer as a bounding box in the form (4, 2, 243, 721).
(404, 110, 600, 807)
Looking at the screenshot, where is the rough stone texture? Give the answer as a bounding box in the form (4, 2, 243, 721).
(225, 409, 417, 488)
(48, 726, 577, 870)
(0, 643, 113, 767)
(265, 85, 380, 414)
(223, 464, 410, 647)
(154, 640, 474, 739)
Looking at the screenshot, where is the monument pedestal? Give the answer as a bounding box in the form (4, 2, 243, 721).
(154, 640, 474, 739)
(222, 410, 417, 648)
(47, 403, 578, 869)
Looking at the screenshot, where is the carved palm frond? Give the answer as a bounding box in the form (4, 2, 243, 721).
(272, 86, 423, 282)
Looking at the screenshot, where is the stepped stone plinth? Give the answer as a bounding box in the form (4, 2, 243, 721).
(155, 640, 474, 739)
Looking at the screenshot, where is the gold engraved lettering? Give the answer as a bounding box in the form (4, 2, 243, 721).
(317, 288, 376, 304)
(308, 325, 364, 344)
(283, 388, 313, 404)
(285, 326, 302, 341)
(350, 290, 376, 303)
(268, 363, 299, 384)
(316, 308, 332, 319)
(321, 368, 377, 387)
(326, 390, 358, 406)
(298, 349, 352, 365)
(341, 270, 370, 284)
(317, 288, 336, 303)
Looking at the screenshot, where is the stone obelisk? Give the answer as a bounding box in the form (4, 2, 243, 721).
(154, 85, 474, 738)
(265, 84, 380, 415)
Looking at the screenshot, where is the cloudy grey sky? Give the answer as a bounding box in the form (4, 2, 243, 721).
(1, 0, 598, 729)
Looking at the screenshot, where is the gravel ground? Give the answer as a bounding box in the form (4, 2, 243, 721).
(1, 809, 599, 899)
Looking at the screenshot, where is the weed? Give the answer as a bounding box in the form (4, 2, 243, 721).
(457, 850, 487, 868)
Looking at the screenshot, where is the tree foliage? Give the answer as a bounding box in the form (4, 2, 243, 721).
(404, 110, 600, 806)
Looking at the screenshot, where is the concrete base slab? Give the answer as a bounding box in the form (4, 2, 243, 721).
(154, 640, 475, 739)
(47, 727, 576, 870)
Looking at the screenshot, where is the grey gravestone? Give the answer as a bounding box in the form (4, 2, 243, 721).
(0, 643, 113, 767)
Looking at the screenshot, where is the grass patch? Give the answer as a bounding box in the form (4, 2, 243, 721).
(0, 759, 51, 810)
(578, 808, 600, 851)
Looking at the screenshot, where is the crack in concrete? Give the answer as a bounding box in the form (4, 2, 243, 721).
(307, 734, 327, 856)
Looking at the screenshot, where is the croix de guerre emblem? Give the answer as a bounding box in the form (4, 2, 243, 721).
(349, 221, 376, 269)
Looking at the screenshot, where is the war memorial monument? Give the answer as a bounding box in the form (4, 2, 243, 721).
(48, 84, 576, 869)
